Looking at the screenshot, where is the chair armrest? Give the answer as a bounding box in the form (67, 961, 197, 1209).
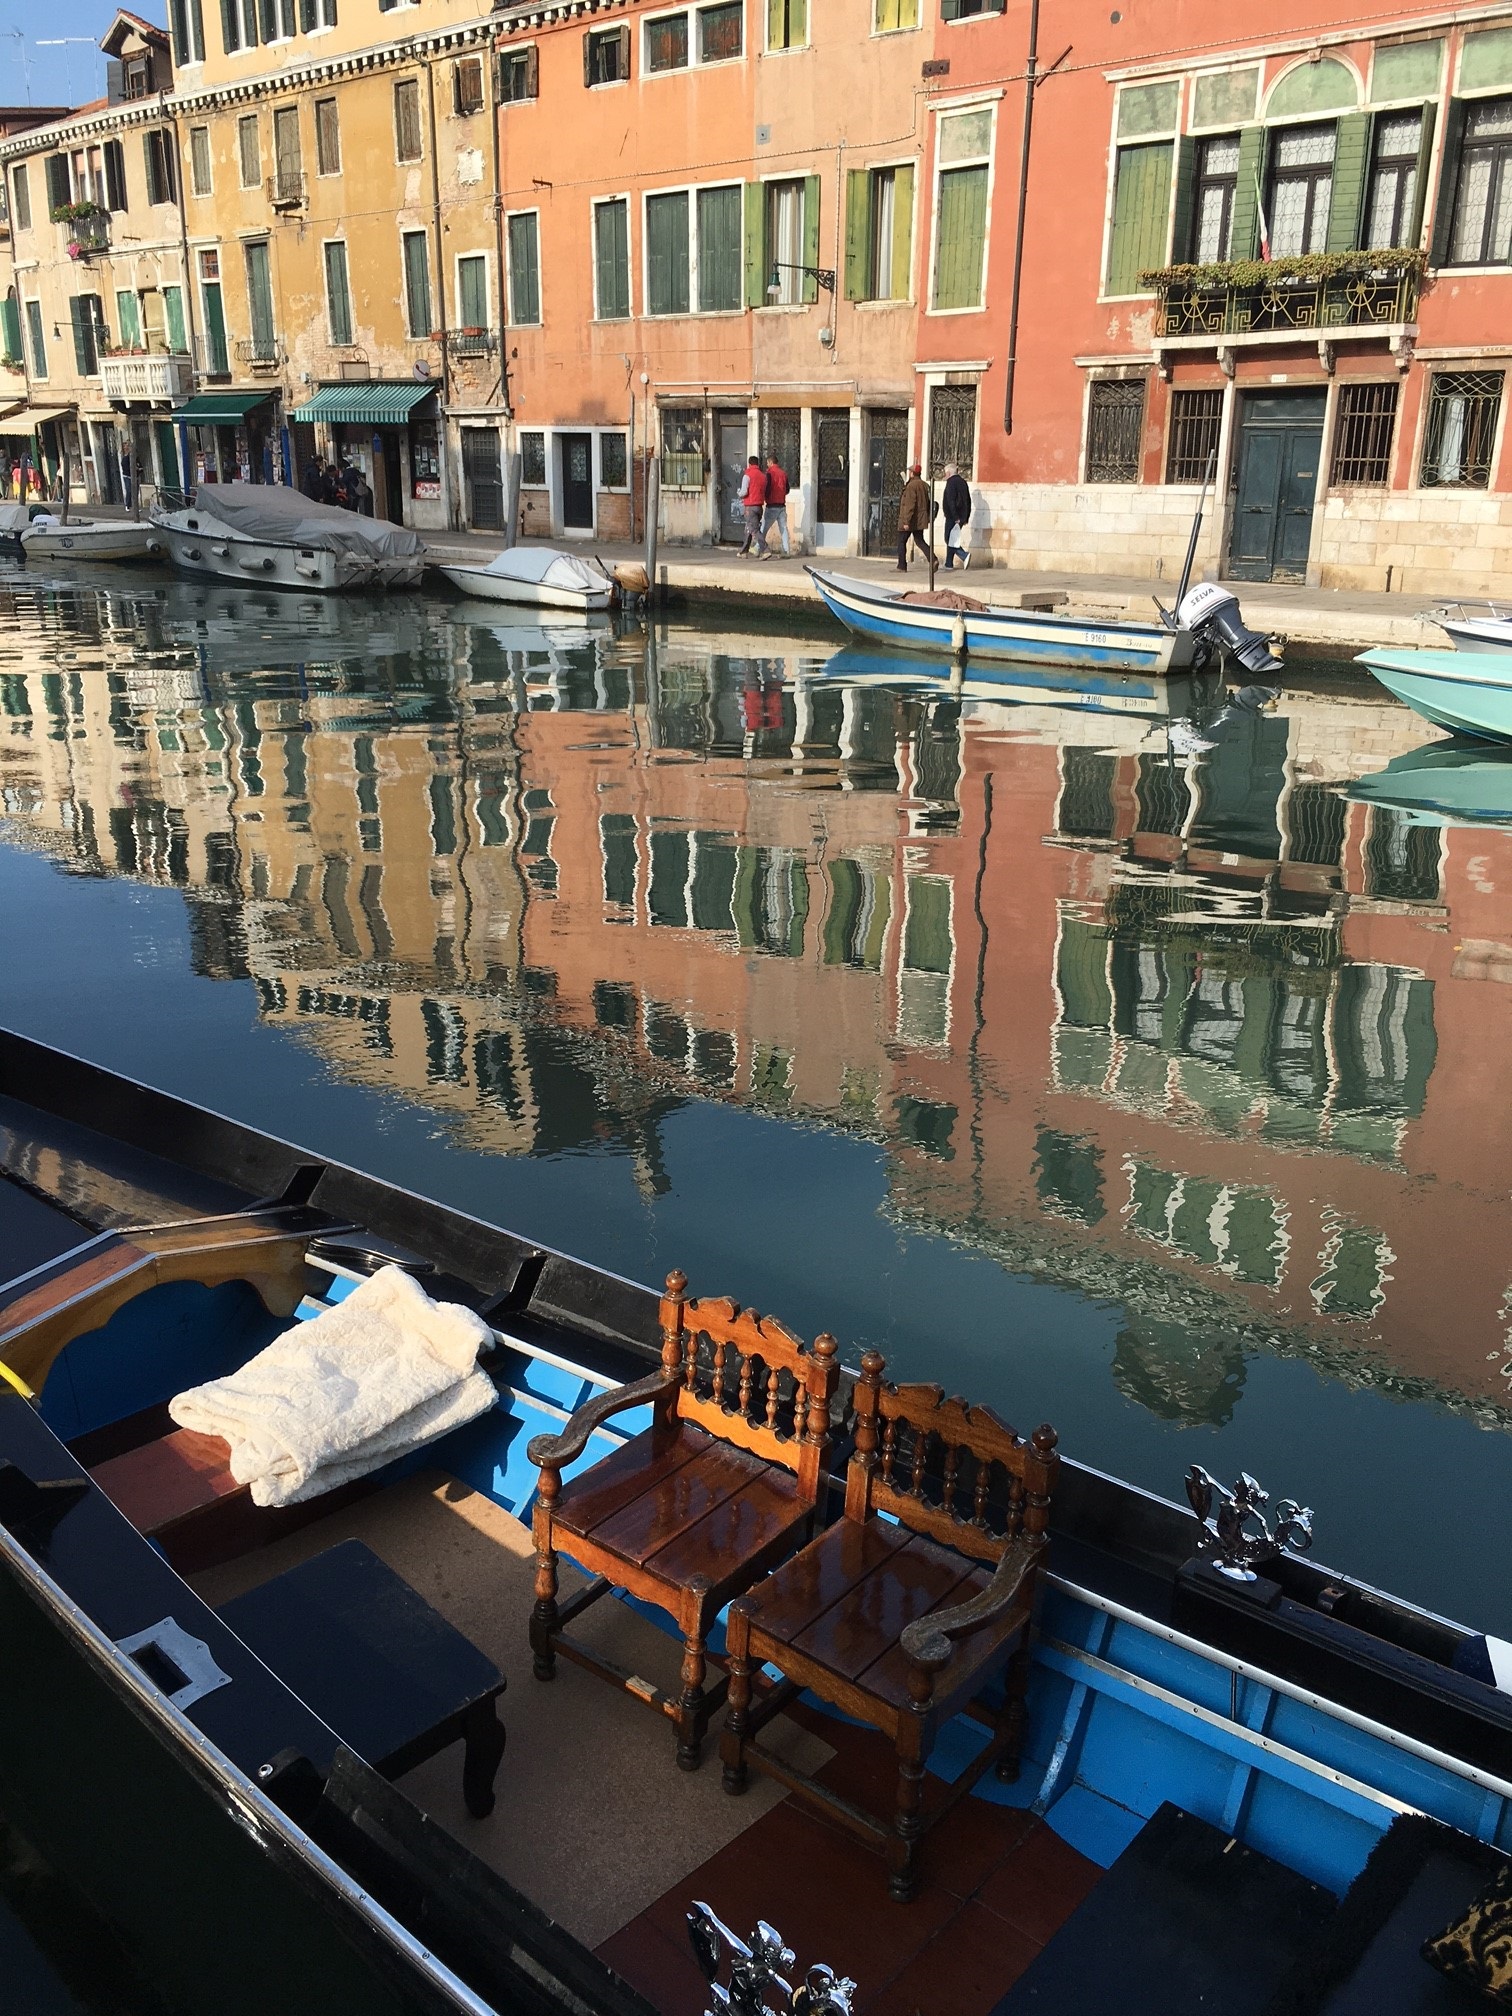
(900, 1535, 1045, 1674)
(525, 1368, 678, 1472)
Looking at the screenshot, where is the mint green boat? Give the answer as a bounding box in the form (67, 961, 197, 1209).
(1358, 647, 1512, 741)
(1348, 738, 1512, 827)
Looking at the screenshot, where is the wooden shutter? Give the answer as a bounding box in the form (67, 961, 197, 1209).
(69, 296, 91, 374)
(164, 284, 186, 351)
(106, 59, 124, 105)
(843, 168, 870, 299)
(595, 200, 628, 317)
(1104, 142, 1171, 294)
(45, 154, 70, 214)
(299, 0, 315, 30)
(1429, 100, 1466, 268)
(1325, 112, 1371, 252)
(891, 162, 914, 299)
(801, 173, 821, 300)
(0, 296, 20, 364)
(523, 46, 539, 97)
(1169, 137, 1196, 264)
(143, 132, 161, 207)
(744, 180, 765, 306)
(1228, 125, 1264, 260)
(220, 0, 238, 51)
(1408, 103, 1437, 247)
(11, 167, 28, 232)
(104, 141, 126, 213)
(582, 30, 594, 86)
(935, 164, 990, 307)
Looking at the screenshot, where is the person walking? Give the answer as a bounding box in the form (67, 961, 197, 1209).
(736, 455, 767, 555)
(941, 463, 973, 570)
(352, 468, 375, 517)
(760, 454, 791, 558)
(896, 463, 933, 572)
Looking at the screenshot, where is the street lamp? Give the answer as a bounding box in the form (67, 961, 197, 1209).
(765, 262, 836, 298)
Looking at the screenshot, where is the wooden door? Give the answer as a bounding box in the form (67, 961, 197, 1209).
(716, 413, 748, 542)
(816, 412, 849, 526)
(559, 432, 593, 530)
(1227, 393, 1324, 583)
(864, 410, 907, 554)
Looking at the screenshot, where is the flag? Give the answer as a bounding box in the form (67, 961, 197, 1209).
(1254, 169, 1272, 261)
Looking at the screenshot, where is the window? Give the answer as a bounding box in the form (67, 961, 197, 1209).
(1190, 133, 1238, 261)
(760, 407, 801, 482)
(1365, 111, 1421, 249)
(115, 288, 142, 348)
(647, 190, 690, 313)
(1268, 123, 1335, 257)
(646, 12, 689, 70)
(520, 431, 546, 485)
(928, 383, 976, 477)
(324, 239, 352, 344)
(1106, 140, 1172, 292)
(932, 109, 991, 310)
(263, 0, 296, 38)
(600, 433, 628, 487)
(402, 228, 432, 335)
(1447, 98, 1512, 265)
(394, 78, 422, 162)
(454, 56, 484, 115)
(24, 299, 46, 378)
(507, 212, 540, 324)
(221, 0, 261, 54)
(584, 24, 629, 83)
(199, 247, 228, 374)
(845, 162, 914, 300)
(594, 197, 630, 318)
(315, 97, 340, 175)
(942, 0, 1003, 18)
(764, 179, 806, 302)
(457, 252, 488, 327)
(69, 294, 108, 376)
(873, 0, 918, 30)
(1420, 370, 1503, 487)
(11, 166, 28, 232)
(122, 52, 154, 98)
(170, 0, 206, 64)
(1085, 378, 1145, 482)
(271, 106, 301, 202)
(661, 406, 704, 487)
(298, 0, 337, 28)
(500, 47, 538, 101)
(1165, 388, 1222, 483)
(1330, 381, 1398, 486)
(143, 129, 176, 207)
(103, 139, 127, 212)
(189, 125, 212, 194)
(237, 114, 260, 188)
(767, 0, 805, 50)
(699, 1, 742, 60)
(245, 239, 275, 360)
(164, 283, 186, 350)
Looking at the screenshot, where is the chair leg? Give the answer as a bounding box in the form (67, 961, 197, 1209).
(530, 1539, 560, 1682)
(720, 1606, 752, 1795)
(889, 1727, 928, 1904)
(676, 1626, 707, 1772)
(461, 1697, 507, 1819)
(996, 1641, 1033, 1783)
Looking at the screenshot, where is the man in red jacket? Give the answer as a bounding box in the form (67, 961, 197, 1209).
(761, 455, 791, 558)
(737, 456, 767, 555)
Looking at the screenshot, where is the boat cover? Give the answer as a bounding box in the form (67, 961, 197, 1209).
(192, 482, 423, 557)
(0, 503, 29, 534)
(475, 546, 608, 592)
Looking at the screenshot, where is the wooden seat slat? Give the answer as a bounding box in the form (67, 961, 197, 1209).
(786, 1537, 984, 1689)
(552, 1424, 714, 1539)
(638, 1469, 805, 1593)
(91, 1425, 239, 1533)
(585, 1441, 772, 1569)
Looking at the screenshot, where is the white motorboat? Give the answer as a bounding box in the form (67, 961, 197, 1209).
(438, 545, 614, 611)
(20, 514, 159, 561)
(1430, 600, 1512, 652)
(151, 483, 424, 593)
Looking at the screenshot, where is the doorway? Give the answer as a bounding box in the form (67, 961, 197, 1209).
(560, 432, 594, 532)
(374, 432, 404, 524)
(463, 430, 505, 531)
(715, 412, 748, 543)
(864, 410, 908, 556)
(815, 412, 850, 549)
(1227, 390, 1326, 584)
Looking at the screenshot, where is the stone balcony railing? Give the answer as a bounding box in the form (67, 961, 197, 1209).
(1143, 249, 1424, 342)
(99, 350, 193, 405)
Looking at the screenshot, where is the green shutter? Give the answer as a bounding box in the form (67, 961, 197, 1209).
(164, 284, 186, 351)
(1409, 103, 1437, 247)
(843, 169, 870, 300)
(1104, 141, 1172, 294)
(933, 163, 989, 309)
(594, 201, 629, 317)
(801, 173, 821, 301)
(647, 190, 688, 314)
(0, 296, 20, 364)
(116, 289, 141, 347)
(507, 215, 538, 325)
(1229, 125, 1265, 261)
(1325, 111, 1371, 252)
(744, 180, 765, 306)
(697, 184, 741, 311)
(1169, 136, 1197, 264)
(1429, 100, 1465, 267)
(892, 164, 915, 299)
(69, 297, 90, 374)
(45, 155, 70, 213)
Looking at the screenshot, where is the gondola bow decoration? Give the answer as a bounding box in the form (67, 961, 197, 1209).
(1185, 1465, 1314, 1582)
(687, 1903, 856, 2015)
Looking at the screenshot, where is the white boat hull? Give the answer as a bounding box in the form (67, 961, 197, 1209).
(438, 561, 613, 611)
(152, 518, 423, 593)
(1434, 616, 1512, 654)
(21, 520, 159, 561)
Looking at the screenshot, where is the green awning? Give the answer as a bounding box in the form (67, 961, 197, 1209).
(170, 392, 271, 425)
(288, 383, 436, 425)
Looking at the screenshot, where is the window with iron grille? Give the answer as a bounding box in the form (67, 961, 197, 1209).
(520, 431, 546, 485)
(927, 384, 976, 477)
(661, 406, 704, 488)
(1420, 371, 1503, 488)
(1165, 389, 1222, 484)
(1085, 378, 1145, 482)
(1330, 382, 1398, 486)
(759, 408, 800, 484)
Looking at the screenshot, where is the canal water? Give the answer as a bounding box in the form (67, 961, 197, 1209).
(3, 563, 1511, 1633)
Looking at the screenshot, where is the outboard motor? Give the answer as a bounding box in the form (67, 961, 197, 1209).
(1175, 581, 1285, 677)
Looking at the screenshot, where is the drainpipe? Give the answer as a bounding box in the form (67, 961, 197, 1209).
(424, 54, 452, 527)
(1001, 0, 1040, 436)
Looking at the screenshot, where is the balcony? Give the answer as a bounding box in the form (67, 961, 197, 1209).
(1144, 250, 1423, 367)
(234, 337, 283, 374)
(266, 170, 305, 212)
(444, 327, 497, 358)
(55, 204, 110, 257)
(99, 350, 194, 406)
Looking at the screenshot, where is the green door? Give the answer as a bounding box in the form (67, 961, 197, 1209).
(154, 421, 180, 495)
(1228, 392, 1325, 584)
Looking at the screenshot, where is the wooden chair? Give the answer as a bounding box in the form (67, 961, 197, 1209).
(527, 1270, 841, 1771)
(720, 1352, 1059, 1901)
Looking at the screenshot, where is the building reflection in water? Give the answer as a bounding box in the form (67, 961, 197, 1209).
(4, 574, 1512, 1435)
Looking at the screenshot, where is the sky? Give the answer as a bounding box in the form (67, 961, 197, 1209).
(0, 0, 161, 112)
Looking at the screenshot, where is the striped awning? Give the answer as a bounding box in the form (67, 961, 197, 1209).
(289, 382, 436, 425)
(170, 392, 271, 425)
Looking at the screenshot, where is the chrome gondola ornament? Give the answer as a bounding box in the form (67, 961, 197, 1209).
(1185, 1465, 1314, 1582)
(687, 1903, 856, 2015)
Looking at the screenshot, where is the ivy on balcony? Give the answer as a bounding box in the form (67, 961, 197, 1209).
(49, 199, 105, 224)
(1140, 247, 1425, 339)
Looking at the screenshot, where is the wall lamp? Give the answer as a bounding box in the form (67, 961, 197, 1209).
(766, 261, 835, 297)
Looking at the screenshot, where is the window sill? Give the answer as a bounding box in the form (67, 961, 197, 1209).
(645, 308, 746, 319)
(585, 78, 629, 90)
(592, 313, 634, 323)
(853, 295, 910, 309)
(756, 300, 813, 312)
(940, 10, 1008, 21)
(870, 23, 922, 35)
(761, 41, 811, 53)
(925, 302, 986, 316)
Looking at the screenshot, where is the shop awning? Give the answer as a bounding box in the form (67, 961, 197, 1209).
(288, 383, 435, 425)
(0, 405, 72, 434)
(169, 392, 271, 425)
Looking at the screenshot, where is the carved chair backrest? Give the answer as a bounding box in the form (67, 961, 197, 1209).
(843, 1353, 1059, 1567)
(657, 1272, 840, 1503)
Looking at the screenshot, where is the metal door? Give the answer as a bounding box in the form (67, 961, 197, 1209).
(716, 413, 748, 542)
(560, 432, 594, 529)
(1227, 392, 1325, 584)
(816, 412, 849, 526)
(462, 429, 504, 531)
(864, 410, 907, 555)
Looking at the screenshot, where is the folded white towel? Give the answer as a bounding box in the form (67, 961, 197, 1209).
(169, 1264, 497, 1507)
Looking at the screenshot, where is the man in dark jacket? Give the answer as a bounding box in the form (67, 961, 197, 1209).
(896, 464, 933, 572)
(941, 463, 972, 569)
(318, 462, 342, 507)
(300, 457, 323, 502)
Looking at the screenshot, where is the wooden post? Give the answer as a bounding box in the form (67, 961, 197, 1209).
(644, 454, 660, 602)
(502, 449, 522, 550)
(927, 476, 937, 594)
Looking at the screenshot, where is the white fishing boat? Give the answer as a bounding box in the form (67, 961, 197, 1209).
(1431, 600, 1512, 652)
(20, 513, 159, 561)
(437, 545, 614, 611)
(151, 483, 425, 593)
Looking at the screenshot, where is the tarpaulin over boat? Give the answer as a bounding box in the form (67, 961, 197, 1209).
(479, 547, 608, 593)
(195, 482, 423, 557)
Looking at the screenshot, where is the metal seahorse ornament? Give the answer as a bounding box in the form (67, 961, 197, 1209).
(687, 1903, 857, 2016)
(1185, 1465, 1314, 1582)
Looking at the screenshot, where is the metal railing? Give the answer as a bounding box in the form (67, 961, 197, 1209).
(267, 170, 305, 210)
(445, 328, 497, 357)
(1151, 254, 1421, 340)
(68, 209, 111, 255)
(234, 336, 282, 372)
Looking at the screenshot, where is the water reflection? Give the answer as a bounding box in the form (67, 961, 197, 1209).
(4, 573, 1512, 1455)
